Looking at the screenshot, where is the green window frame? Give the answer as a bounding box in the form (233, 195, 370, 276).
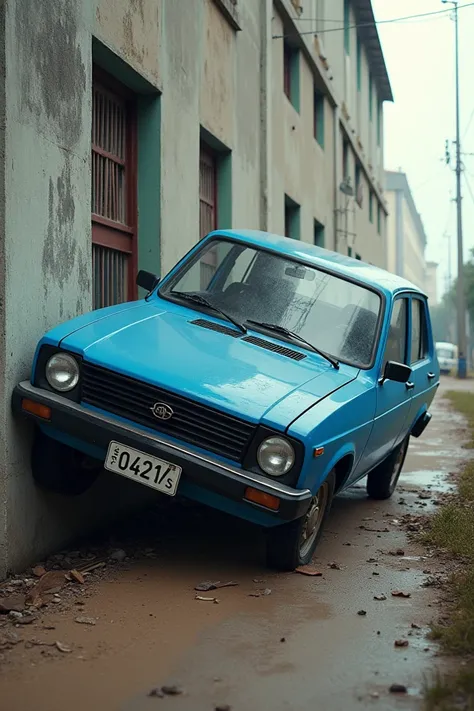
(314, 89, 325, 148)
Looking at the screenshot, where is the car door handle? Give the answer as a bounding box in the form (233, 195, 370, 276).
(405, 381, 415, 390)
(427, 372, 436, 379)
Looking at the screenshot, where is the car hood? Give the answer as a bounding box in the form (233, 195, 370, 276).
(60, 301, 357, 428)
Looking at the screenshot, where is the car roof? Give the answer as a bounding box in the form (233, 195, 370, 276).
(208, 229, 426, 298)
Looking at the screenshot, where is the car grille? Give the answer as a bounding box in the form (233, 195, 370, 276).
(81, 362, 255, 462)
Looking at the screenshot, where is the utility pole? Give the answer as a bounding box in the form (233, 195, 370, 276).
(443, 0, 467, 377)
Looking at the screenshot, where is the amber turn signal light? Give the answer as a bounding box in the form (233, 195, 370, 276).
(21, 399, 51, 421)
(244, 487, 280, 511)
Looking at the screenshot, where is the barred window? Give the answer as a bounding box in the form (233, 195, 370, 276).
(91, 69, 137, 310)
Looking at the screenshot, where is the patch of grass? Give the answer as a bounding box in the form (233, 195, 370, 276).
(423, 391, 474, 708)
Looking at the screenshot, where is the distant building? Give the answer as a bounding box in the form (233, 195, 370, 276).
(425, 261, 439, 306)
(385, 170, 427, 291)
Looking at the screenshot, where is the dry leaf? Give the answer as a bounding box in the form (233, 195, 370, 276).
(295, 566, 323, 577)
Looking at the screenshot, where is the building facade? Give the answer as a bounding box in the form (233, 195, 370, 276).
(385, 170, 428, 293)
(0, 0, 391, 575)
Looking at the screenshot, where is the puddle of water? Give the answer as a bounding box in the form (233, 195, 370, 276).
(399, 469, 453, 492)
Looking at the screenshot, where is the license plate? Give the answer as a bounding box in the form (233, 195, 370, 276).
(105, 441, 181, 496)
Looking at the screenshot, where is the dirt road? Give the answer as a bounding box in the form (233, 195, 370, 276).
(0, 377, 471, 711)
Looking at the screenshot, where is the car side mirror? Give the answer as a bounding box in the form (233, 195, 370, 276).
(136, 270, 159, 292)
(382, 361, 412, 384)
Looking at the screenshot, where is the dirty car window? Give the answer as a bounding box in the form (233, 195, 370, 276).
(161, 240, 381, 367)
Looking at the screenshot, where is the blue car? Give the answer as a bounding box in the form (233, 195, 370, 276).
(12, 230, 439, 570)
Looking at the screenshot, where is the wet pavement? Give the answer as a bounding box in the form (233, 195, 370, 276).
(1, 376, 472, 711)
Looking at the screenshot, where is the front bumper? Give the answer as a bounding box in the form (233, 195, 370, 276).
(12, 381, 312, 522)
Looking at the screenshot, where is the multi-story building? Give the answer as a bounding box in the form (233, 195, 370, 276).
(385, 170, 428, 292)
(0, 0, 392, 575)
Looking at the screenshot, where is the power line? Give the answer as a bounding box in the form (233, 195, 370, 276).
(463, 106, 474, 141)
(272, 3, 474, 39)
(463, 171, 474, 210)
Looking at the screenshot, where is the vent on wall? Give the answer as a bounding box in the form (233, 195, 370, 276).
(191, 319, 242, 338)
(243, 335, 307, 361)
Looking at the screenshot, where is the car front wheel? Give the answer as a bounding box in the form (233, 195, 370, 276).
(265, 471, 335, 571)
(32, 429, 102, 496)
(366, 435, 409, 500)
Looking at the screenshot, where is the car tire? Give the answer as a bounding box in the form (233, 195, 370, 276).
(366, 436, 409, 500)
(265, 471, 335, 571)
(31, 429, 102, 496)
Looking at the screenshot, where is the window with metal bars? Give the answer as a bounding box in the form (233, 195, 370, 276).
(199, 144, 218, 289)
(91, 68, 137, 310)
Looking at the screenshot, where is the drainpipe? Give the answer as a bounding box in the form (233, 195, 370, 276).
(259, 0, 272, 231)
(333, 105, 341, 252)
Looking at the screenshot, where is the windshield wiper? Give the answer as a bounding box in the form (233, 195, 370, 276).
(247, 320, 339, 369)
(171, 291, 247, 334)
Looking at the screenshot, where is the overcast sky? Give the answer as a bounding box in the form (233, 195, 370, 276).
(371, 0, 474, 299)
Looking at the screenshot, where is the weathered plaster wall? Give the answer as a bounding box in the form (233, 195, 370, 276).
(0, 0, 7, 579)
(1, 0, 157, 575)
(270, 11, 334, 246)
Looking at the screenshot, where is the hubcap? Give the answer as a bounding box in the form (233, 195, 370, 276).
(299, 482, 329, 558)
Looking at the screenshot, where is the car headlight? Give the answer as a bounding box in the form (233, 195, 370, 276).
(45, 353, 80, 392)
(257, 436, 295, 476)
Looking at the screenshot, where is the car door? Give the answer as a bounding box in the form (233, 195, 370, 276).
(364, 296, 413, 472)
(408, 295, 437, 423)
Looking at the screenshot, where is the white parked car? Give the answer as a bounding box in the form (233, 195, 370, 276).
(435, 341, 458, 374)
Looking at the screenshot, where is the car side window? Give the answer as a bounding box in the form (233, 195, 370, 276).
(410, 298, 428, 364)
(383, 298, 408, 367)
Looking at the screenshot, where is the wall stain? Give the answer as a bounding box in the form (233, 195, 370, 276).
(15, 0, 86, 149)
(42, 162, 77, 300)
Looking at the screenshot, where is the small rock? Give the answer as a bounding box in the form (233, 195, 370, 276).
(328, 562, 341, 570)
(32, 566, 46, 578)
(109, 549, 127, 563)
(75, 616, 96, 626)
(394, 639, 409, 647)
(8, 611, 23, 621)
(372, 571, 380, 576)
(411, 622, 421, 629)
(389, 683, 407, 694)
(374, 594, 387, 601)
(370, 692, 380, 699)
(161, 685, 184, 696)
(148, 688, 164, 698)
(357, 610, 367, 616)
(17, 614, 37, 625)
(55, 641, 72, 653)
(215, 706, 231, 711)
(280, 637, 286, 643)
(391, 591, 411, 598)
(0, 594, 26, 614)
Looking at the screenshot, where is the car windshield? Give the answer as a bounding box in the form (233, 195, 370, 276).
(160, 239, 382, 367)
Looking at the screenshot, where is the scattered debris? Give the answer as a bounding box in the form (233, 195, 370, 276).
(357, 610, 367, 616)
(194, 581, 238, 592)
(411, 622, 421, 630)
(55, 641, 72, 653)
(249, 589, 272, 598)
(26, 571, 68, 606)
(359, 526, 390, 533)
(373, 594, 387, 601)
(8, 611, 23, 621)
(17, 614, 37, 625)
(394, 639, 409, 648)
(195, 596, 219, 604)
(418, 492, 431, 500)
(328, 562, 341, 570)
(0, 594, 26, 614)
(215, 705, 231, 711)
(109, 549, 127, 563)
(388, 549, 405, 556)
(280, 637, 286, 643)
(370, 692, 380, 699)
(366, 558, 377, 563)
(295, 566, 323, 576)
(389, 684, 408, 694)
(75, 616, 96, 625)
(391, 591, 411, 598)
(148, 688, 164, 698)
(372, 571, 380, 576)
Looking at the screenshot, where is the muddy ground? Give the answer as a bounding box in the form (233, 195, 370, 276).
(0, 376, 471, 711)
